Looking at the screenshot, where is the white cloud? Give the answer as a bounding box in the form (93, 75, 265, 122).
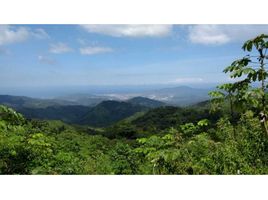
(80, 25, 173, 37)
(188, 25, 268, 45)
(80, 46, 114, 55)
(49, 42, 73, 54)
(32, 28, 50, 39)
(77, 38, 99, 46)
(189, 25, 230, 45)
(0, 25, 30, 45)
(0, 25, 49, 46)
(171, 77, 204, 83)
(38, 55, 56, 65)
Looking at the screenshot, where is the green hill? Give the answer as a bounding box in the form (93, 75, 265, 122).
(0, 95, 77, 108)
(79, 100, 148, 127)
(17, 105, 90, 124)
(0, 95, 150, 127)
(131, 105, 221, 131)
(127, 96, 165, 108)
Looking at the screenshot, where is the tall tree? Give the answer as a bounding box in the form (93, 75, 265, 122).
(211, 34, 268, 135)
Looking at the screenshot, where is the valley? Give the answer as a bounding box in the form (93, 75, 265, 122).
(0, 85, 210, 127)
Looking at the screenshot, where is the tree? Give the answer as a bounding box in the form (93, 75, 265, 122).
(211, 34, 268, 135)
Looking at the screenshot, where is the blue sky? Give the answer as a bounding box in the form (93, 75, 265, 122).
(1, 24, 268, 88)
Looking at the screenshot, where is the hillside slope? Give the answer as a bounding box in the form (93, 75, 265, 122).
(17, 105, 90, 124)
(127, 96, 165, 108)
(79, 100, 148, 127)
(0, 95, 77, 108)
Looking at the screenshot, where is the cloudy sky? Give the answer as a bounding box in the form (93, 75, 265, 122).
(1, 24, 268, 88)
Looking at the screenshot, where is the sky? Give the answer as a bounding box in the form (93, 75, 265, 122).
(1, 24, 268, 91)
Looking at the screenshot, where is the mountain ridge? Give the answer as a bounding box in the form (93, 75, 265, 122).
(0, 95, 161, 127)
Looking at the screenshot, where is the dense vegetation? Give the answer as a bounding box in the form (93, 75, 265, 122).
(1, 34, 268, 174)
(18, 105, 89, 124)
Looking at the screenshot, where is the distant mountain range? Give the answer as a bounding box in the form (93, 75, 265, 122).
(141, 86, 211, 106)
(55, 86, 211, 106)
(55, 93, 114, 106)
(0, 95, 78, 108)
(126, 96, 165, 108)
(0, 85, 212, 127)
(0, 95, 163, 127)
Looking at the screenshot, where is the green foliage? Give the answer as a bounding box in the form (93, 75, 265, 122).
(105, 122, 140, 139)
(0, 105, 25, 125)
(132, 106, 220, 132)
(211, 34, 268, 116)
(135, 115, 268, 174)
(109, 142, 139, 174)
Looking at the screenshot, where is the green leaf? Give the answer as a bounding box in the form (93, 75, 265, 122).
(197, 119, 209, 127)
